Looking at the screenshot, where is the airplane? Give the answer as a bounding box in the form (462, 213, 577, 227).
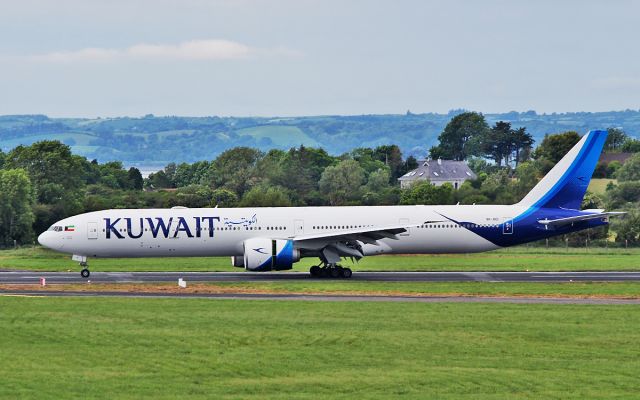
(38, 130, 623, 279)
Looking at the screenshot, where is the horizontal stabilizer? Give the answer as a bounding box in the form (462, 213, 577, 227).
(539, 212, 625, 227)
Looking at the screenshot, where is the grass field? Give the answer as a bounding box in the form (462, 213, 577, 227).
(0, 132, 98, 148)
(236, 125, 320, 147)
(5, 281, 640, 299)
(1, 297, 638, 399)
(2, 246, 640, 273)
(587, 178, 616, 195)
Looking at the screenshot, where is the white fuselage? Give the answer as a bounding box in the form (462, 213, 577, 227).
(38, 204, 522, 259)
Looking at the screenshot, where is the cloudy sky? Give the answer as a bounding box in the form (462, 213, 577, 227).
(0, 0, 638, 117)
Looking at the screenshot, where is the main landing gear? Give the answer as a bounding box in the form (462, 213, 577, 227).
(309, 264, 352, 279)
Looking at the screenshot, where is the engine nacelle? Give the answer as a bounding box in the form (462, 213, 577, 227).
(240, 238, 300, 271)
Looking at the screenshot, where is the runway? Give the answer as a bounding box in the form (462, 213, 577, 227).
(2, 270, 640, 284)
(1, 289, 639, 304)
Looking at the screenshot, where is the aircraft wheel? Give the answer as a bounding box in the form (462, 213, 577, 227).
(81, 268, 90, 278)
(319, 267, 328, 278)
(341, 268, 352, 279)
(329, 267, 341, 279)
(310, 265, 320, 277)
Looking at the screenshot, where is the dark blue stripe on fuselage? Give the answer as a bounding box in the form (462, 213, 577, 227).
(444, 209, 607, 247)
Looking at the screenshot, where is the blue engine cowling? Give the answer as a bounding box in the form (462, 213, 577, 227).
(237, 238, 300, 271)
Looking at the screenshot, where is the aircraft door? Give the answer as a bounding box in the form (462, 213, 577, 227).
(87, 222, 98, 239)
(294, 219, 304, 235)
(503, 219, 514, 235)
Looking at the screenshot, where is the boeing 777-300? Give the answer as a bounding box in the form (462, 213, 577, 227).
(38, 130, 622, 278)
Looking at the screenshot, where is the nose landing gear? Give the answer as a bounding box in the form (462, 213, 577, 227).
(80, 262, 90, 278)
(72, 255, 90, 278)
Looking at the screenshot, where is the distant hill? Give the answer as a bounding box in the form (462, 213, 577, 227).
(1, 110, 639, 165)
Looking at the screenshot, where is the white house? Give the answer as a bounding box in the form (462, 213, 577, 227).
(398, 159, 477, 189)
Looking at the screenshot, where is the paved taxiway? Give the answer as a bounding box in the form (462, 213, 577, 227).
(2, 270, 640, 284)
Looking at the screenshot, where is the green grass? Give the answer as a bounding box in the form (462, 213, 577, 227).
(0, 132, 97, 148)
(187, 281, 640, 298)
(1, 297, 639, 399)
(588, 178, 616, 195)
(2, 246, 640, 272)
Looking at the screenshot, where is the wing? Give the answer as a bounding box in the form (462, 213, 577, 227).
(290, 221, 443, 264)
(539, 211, 625, 227)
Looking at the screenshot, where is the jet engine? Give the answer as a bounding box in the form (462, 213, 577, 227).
(233, 238, 300, 271)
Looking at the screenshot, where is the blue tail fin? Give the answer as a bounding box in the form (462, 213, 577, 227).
(518, 130, 607, 210)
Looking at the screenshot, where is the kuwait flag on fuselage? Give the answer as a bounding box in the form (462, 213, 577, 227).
(65, 225, 75, 232)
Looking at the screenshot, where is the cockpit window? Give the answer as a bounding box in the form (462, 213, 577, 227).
(48, 226, 63, 232)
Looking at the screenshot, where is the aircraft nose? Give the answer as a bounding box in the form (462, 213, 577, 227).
(38, 231, 57, 249)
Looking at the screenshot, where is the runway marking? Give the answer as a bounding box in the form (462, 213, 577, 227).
(3, 271, 640, 284)
(467, 272, 502, 282)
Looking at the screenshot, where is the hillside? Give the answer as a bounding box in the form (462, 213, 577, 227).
(1, 110, 639, 165)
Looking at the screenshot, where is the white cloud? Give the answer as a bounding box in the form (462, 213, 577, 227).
(32, 47, 120, 62)
(27, 39, 287, 63)
(127, 39, 252, 60)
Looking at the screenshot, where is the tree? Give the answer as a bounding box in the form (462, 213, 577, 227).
(511, 127, 534, 167)
(612, 210, 640, 244)
(97, 161, 132, 190)
(0, 169, 35, 245)
(163, 162, 178, 187)
(605, 128, 627, 151)
(255, 149, 286, 185)
(480, 170, 517, 204)
(209, 147, 263, 196)
(275, 146, 335, 205)
(211, 188, 239, 208)
(128, 167, 144, 190)
(365, 168, 392, 193)
(430, 112, 490, 161)
(173, 161, 211, 187)
(614, 153, 640, 182)
(405, 155, 418, 172)
(81, 159, 102, 185)
(350, 148, 387, 176)
(533, 131, 581, 164)
(319, 160, 365, 205)
(173, 185, 213, 208)
(239, 186, 292, 207)
(514, 162, 538, 199)
(361, 168, 396, 205)
(400, 181, 454, 205)
(606, 181, 640, 208)
(5, 141, 85, 229)
(373, 145, 404, 180)
(146, 170, 172, 189)
(621, 138, 640, 153)
(593, 161, 608, 178)
(471, 121, 511, 166)
(470, 122, 533, 167)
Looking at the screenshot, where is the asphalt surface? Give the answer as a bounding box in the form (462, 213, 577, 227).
(2, 270, 640, 284)
(1, 290, 639, 304)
